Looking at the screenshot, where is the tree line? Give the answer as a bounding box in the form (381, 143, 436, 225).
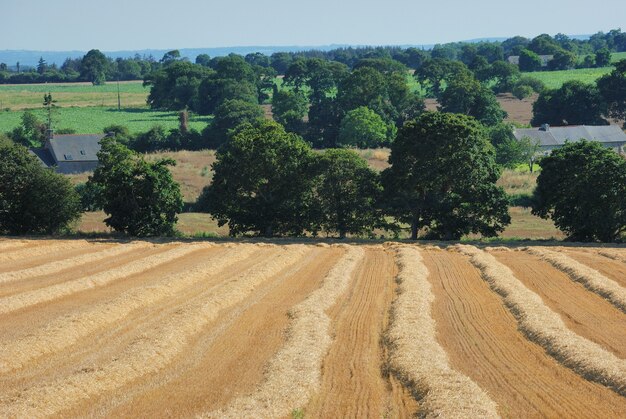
(3, 29, 625, 85)
(2, 111, 624, 242)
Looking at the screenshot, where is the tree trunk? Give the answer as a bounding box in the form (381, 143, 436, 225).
(410, 220, 418, 240)
(264, 225, 273, 238)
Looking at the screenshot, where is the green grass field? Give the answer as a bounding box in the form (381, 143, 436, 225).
(0, 81, 148, 110)
(0, 106, 211, 134)
(522, 67, 613, 90)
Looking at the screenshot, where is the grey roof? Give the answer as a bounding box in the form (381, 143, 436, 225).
(513, 125, 626, 147)
(47, 134, 103, 162)
(29, 148, 56, 167)
(507, 55, 554, 66)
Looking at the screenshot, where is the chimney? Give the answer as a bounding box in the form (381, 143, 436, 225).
(540, 124, 550, 132)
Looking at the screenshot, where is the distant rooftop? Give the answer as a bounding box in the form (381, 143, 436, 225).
(513, 125, 626, 147)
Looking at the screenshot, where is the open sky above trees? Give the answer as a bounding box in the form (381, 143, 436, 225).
(2, 0, 625, 50)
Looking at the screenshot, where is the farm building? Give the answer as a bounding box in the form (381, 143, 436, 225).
(513, 124, 626, 154)
(30, 131, 107, 174)
(507, 54, 554, 67)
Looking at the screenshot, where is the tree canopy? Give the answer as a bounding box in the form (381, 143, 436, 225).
(312, 149, 383, 238)
(532, 140, 626, 242)
(88, 138, 183, 236)
(197, 121, 316, 237)
(338, 106, 392, 148)
(531, 80, 607, 126)
(382, 112, 510, 240)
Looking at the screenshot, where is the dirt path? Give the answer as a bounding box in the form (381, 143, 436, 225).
(96, 246, 344, 417)
(305, 247, 418, 418)
(492, 250, 626, 358)
(562, 249, 626, 288)
(422, 249, 626, 417)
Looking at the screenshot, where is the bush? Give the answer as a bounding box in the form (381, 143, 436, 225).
(0, 141, 81, 234)
(512, 84, 534, 100)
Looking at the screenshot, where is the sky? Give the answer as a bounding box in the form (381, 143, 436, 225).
(1, 0, 625, 51)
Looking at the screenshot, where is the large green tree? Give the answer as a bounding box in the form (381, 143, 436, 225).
(145, 61, 213, 111)
(531, 80, 607, 126)
(597, 59, 626, 122)
(88, 138, 183, 236)
(532, 140, 626, 242)
(337, 106, 392, 148)
(271, 90, 308, 133)
(202, 99, 264, 148)
(197, 121, 316, 237)
(0, 140, 81, 234)
(382, 112, 510, 240)
(312, 149, 383, 238)
(81, 49, 109, 85)
(437, 73, 506, 126)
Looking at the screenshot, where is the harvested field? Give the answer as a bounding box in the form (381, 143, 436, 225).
(1, 238, 625, 417)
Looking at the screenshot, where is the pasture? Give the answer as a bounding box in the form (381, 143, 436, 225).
(0, 106, 211, 135)
(0, 80, 148, 110)
(522, 66, 613, 90)
(0, 239, 624, 417)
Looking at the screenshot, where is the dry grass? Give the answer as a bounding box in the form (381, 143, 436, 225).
(525, 248, 626, 313)
(385, 245, 499, 418)
(0, 239, 87, 262)
(205, 245, 362, 418)
(598, 250, 626, 264)
(0, 244, 310, 417)
(497, 169, 538, 196)
(457, 244, 626, 396)
(0, 239, 31, 251)
(0, 243, 258, 374)
(0, 243, 207, 315)
(0, 242, 149, 284)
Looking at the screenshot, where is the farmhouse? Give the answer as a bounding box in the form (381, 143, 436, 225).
(507, 54, 554, 67)
(513, 124, 626, 154)
(30, 131, 106, 174)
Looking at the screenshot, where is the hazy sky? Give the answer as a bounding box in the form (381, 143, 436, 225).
(2, 0, 625, 50)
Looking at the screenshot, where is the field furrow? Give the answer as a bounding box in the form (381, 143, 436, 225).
(598, 249, 626, 264)
(206, 245, 365, 419)
(458, 245, 626, 397)
(0, 241, 152, 284)
(425, 247, 626, 417)
(94, 245, 345, 417)
(0, 239, 89, 264)
(0, 244, 258, 374)
(305, 246, 418, 418)
(386, 246, 499, 418)
(0, 242, 211, 315)
(0, 244, 310, 417)
(526, 247, 626, 312)
(0, 243, 168, 298)
(490, 249, 626, 358)
(561, 249, 626, 288)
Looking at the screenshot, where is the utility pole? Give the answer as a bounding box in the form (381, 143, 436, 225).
(117, 75, 121, 111)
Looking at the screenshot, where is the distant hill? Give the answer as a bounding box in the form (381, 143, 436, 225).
(0, 34, 593, 67)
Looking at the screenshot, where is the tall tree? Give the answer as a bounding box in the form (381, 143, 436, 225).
(532, 80, 607, 126)
(597, 59, 626, 122)
(312, 149, 383, 238)
(80, 49, 108, 85)
(88, 138, 183, 236)
(197, 121, 316, 237)
(382, 112, 510, 240)
(532, 140, 626, 242)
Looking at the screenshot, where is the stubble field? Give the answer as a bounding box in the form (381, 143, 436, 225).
(0, 238, 625, 417)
